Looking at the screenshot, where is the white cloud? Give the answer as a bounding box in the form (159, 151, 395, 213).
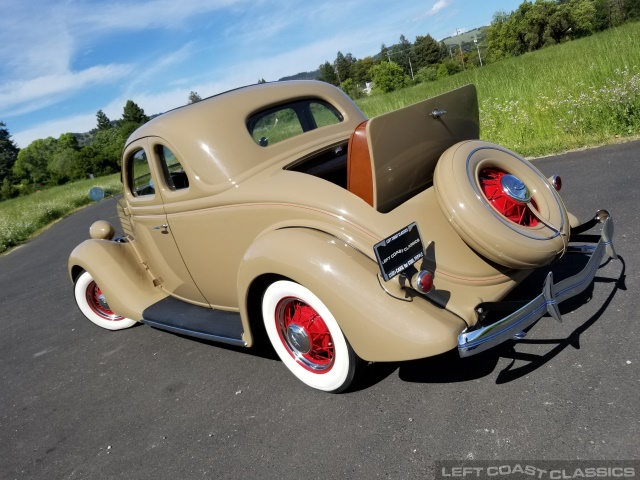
(74, 0, 254, 32)
(0, 64, 133, 117)
(428, 0, 453, 16)
(13, 113, 97, 148)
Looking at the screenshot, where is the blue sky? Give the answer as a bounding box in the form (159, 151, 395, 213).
(1, 0, 524, 147)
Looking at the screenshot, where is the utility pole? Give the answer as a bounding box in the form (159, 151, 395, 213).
(456, 28, 465, 70)
(474, 36, 483, 67)
(386, 47, 414, 80)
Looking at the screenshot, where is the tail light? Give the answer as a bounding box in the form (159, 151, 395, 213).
(411, 270, 434, 294)
(549, 175, 562, 191)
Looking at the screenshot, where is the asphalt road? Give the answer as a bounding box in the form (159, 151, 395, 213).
(1, 141, 639, 479)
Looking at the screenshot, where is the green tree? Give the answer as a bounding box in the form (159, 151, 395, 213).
(0, 177, 17, 200)
(92, 126, 128, 169)
(412, 34, 446, 70)
(437, 60, 463, 79)
(351, 57, 375, 85)
(0, 121, 20, 184)
(414, 66, 438, 83)
(334, 51, 356, 84)
(568, 0, 597, 37)
(625, 0, 640, 20)
(122, 100, 149, 124)
(188, 91, 202, 104)
(593, 0, 613, 29)
(96, 110, 111, 130)
(340, 78, 363, 99)
(257, 78, 267, 84)
(317, 61, 339, 86)
(379, 43, 389, 62)
(370, 62, 410, 94)
(13, 137, 57, 186)
(392, 34, 413, 77)
(47, 133, 80, 184)
(486, 10, 523, 61)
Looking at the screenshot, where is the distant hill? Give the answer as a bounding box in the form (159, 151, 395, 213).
(441, 27, 485, 45)
(277, 26, 488, 83)
(278, 70, 320, 81)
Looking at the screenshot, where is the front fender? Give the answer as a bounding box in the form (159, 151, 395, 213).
(237, 228, 467, 362)
(68, 239, 167, 321)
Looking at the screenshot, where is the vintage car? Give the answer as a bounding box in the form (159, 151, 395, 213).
(69, 81, 617, 392)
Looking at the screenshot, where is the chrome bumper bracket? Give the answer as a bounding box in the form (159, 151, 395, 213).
(458, 216, 616, 358)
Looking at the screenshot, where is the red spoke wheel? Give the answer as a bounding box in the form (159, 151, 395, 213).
(275, 297, 335, 372)
(74, 271, 137, 330)
(85, 280, 125, 321)
(478, 167, 539, 227)
(434, 141, 570, 269)
(262, 280, 359, 392)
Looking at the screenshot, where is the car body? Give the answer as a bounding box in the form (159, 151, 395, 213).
(69, 81, 617, 392)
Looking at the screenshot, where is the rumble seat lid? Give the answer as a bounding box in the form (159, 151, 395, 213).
(365, 84, 479, 212)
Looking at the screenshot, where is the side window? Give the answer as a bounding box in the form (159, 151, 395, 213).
(310, 101, 343, 128)
(249, 108, 303, 147)
(157, 145, 189, 190)
(247, 99, 343, 147)
(128, 149, 155, 197)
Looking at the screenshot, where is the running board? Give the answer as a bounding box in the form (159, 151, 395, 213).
(141, 296, 246, 347)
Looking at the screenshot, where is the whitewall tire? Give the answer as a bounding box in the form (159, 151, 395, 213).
(434, 140, 570, 269)
(74, 271, 137, 331)
(262, 280, 359, 393)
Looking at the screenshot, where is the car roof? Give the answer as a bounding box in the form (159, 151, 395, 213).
(126, 81, 367, 189)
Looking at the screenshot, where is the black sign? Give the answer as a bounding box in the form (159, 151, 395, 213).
(373, 222, 424, 281)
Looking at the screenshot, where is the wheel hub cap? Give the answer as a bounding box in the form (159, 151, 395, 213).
(500, 174, 531, 204)
(97, 292, 110, 310)
(286, 324, 311, 354)
(275, 297, 335, 372)
(479, 168, 539, 227)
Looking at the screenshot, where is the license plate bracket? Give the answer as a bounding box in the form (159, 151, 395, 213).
(373, 222, 424, 281)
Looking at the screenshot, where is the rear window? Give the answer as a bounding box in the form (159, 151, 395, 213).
(247, 99, 343, 147)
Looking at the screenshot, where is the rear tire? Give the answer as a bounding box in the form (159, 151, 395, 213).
(262, 280, 359, 393)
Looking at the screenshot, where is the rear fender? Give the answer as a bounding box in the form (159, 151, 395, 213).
(237, 228, 467, 362)
(69, 239, 167, 321)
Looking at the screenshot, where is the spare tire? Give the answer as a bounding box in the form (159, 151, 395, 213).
(434, 140, 569, 269)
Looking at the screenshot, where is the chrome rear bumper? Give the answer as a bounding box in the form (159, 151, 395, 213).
(458, 215, 616, 358)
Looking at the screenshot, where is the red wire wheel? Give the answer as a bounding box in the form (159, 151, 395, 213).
(275, 297, 335, 372)
(434, 141, 570, 269)
(478, 167, 539, 227)
(74, 271, 137, 330)
(262, 280, 359, 392)
(85, 280, 125, 321)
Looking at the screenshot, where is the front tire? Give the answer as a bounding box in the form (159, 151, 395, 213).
(74, 271, 137, 331)
(262, 280, 359, 393)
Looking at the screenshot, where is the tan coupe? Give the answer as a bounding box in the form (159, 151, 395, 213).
(69, 81, 617, 392)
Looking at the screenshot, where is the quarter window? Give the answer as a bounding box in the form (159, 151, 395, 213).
(129, 149, 155, 197)
(247, 99, 343, 147)
(158, 145, 189, 190)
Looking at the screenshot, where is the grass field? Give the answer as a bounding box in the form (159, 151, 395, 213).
(358, 21, 640, 156)
(0, 175, 122, 254)
(2, 22, 639, 255)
